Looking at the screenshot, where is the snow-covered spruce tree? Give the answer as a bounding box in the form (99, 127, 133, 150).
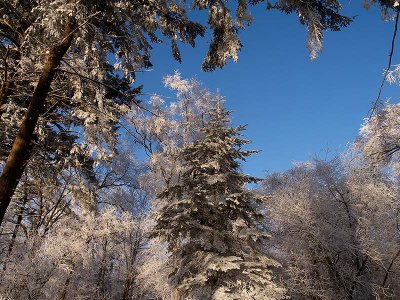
(152, 99, 285, 300)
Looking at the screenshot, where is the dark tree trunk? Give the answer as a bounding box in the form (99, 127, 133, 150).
(58, 264, 75, 300)
(121, 272, 134, 300)
(0, 48, 11, 113)
(382, 248, 400, 288)
(0, 81, 11, 112)
(0, 51, 13, 122)
(0, 193, 28, 272)
(121, 231, 141, 300)
(6, 194, 28, 256)
(0, 19, 75, 226)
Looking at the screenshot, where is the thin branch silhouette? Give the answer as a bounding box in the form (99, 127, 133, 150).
(369, 10, 400, 119)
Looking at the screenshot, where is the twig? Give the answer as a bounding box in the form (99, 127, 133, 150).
(369, 10, 400, 119)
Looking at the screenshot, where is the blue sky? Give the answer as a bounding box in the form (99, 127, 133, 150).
(136, 2, 399, 178)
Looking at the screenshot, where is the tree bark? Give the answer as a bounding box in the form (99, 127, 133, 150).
(0, 48, 12, 119)
(0, 19, 75, 226)
(58, 263, 75, 300)
(382, 248, 400, 288)
(6, 194, 28, 256)
(121, 272, 134, 300)
(0, 81, 11, 109)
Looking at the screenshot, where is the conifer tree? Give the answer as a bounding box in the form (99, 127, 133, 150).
(153, 99, 285, 300)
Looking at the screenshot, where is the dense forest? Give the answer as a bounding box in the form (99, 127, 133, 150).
(1, 1, 400, 299)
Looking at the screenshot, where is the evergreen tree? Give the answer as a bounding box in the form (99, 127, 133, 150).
(153, 99, 285, 300)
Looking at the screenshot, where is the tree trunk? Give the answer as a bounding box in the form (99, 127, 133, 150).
(121, 230, 143, 300)
(0, 81, 11, 113)
(58, 264, 75, 300)
(121, 271, 134, 300)
(0, 48, 12, 115)
(382, 248, 400, 288)
(6, 194, 28, 257)
(0, 19, 75, 226)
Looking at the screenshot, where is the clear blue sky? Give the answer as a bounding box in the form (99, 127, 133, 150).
(136, 2, 399, 178)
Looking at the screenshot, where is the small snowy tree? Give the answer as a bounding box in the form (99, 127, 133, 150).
(152, 99, 285, 300)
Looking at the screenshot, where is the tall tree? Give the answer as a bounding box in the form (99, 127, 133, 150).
(152, 99, 285, 299)
(0, 0, 204, 226)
